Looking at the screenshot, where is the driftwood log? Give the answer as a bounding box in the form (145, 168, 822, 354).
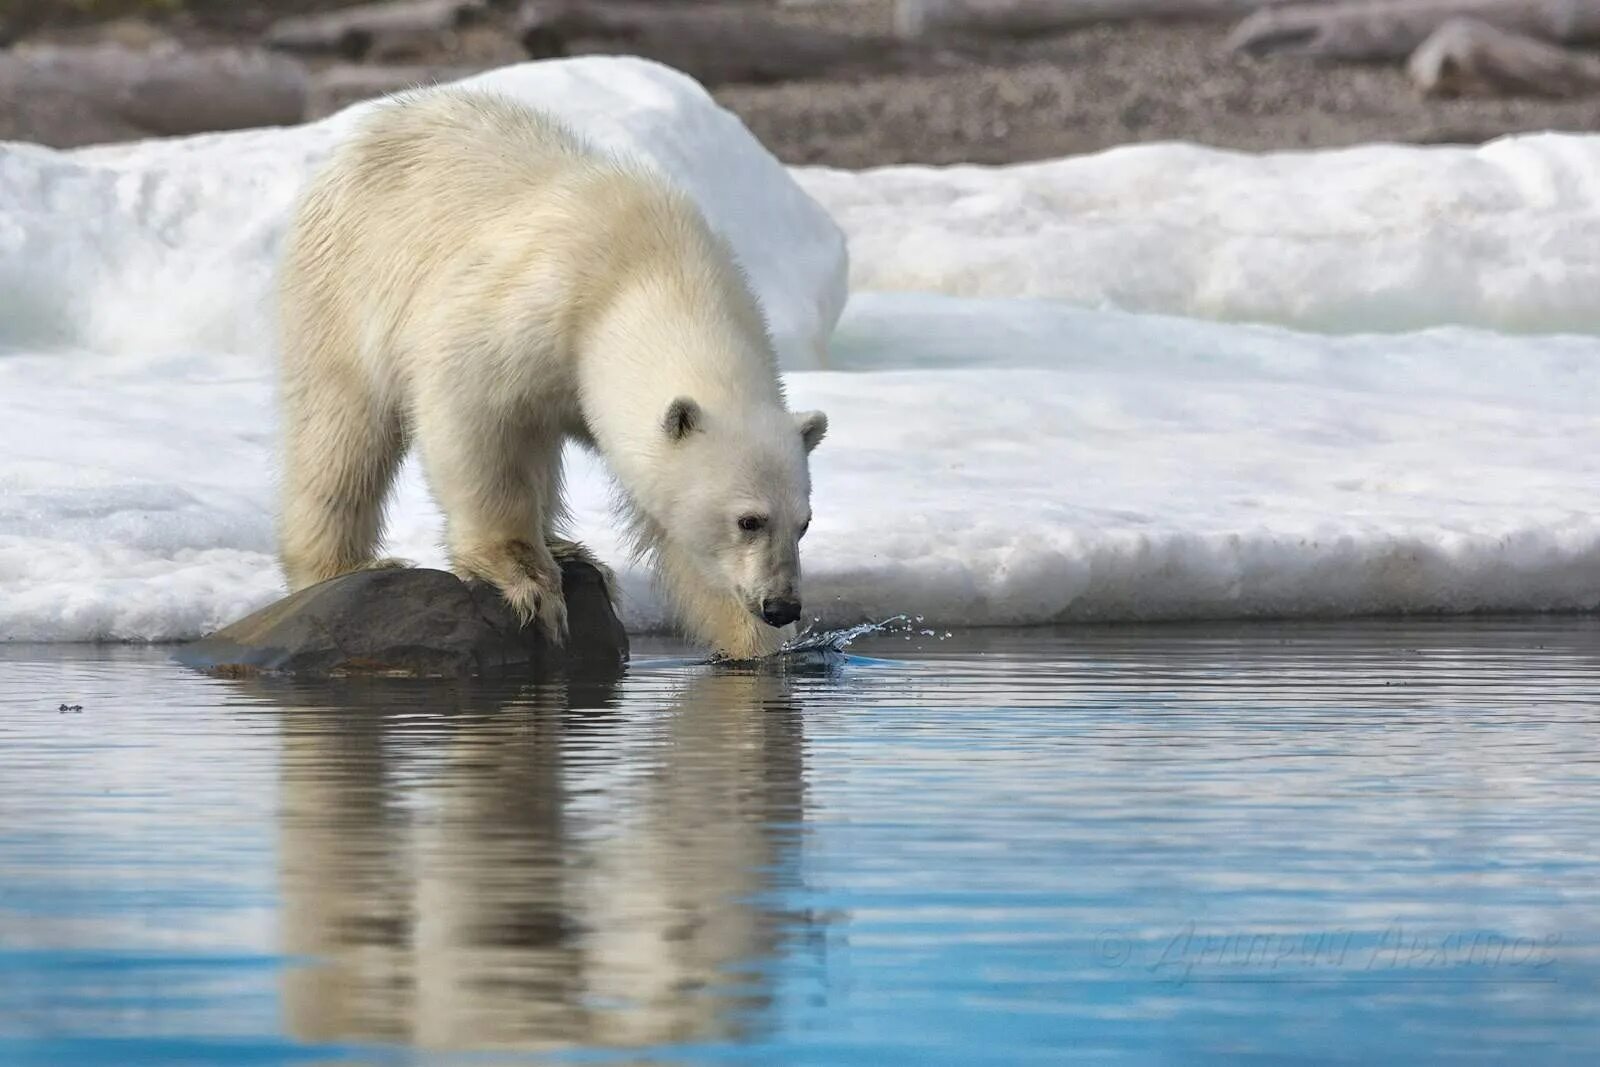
(520, 2, 897, 85)
(1230, 0, 1600, 61)
(1409, 17, 1600, 96)
(0, 45, 308, 147)
(305, 63, 484, 118)
(265, 0, 491, 61)
(893, 0, 1277, 38)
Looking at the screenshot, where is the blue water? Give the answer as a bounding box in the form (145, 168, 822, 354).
(2, 619, 1599, 1065)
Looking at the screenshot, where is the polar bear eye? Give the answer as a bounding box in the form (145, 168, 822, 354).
(798, 517, 811, 538)
(737, 515, 767, 533)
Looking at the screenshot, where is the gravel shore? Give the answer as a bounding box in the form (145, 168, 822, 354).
(723, 1, 1600, 166)
(5, 0, 1599, 164)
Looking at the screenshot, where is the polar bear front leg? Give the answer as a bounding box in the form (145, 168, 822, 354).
(456, 536, 567, 643)
(278, 361, 407, 592)
(413, 400, 568, 643)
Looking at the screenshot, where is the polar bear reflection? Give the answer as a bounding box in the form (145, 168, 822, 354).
(275, 668, 808, 1051)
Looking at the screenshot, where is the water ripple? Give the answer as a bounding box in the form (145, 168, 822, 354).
(1, 617, 1598, 1064)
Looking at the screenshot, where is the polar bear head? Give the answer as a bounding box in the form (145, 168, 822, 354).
(654, 397, 828, 633)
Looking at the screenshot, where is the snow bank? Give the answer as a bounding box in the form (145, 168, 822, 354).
(3, 295, 1596, 641)
(0, 57, 847, 369)
(797, 135, 1600, 334)
(803, 295, 1600, 626)
(2, 59, 1598, 642)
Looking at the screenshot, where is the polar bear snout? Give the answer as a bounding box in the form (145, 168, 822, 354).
(760, 596, 802, 628)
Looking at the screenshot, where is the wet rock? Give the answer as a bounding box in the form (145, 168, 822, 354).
(176, 563, 627, 679)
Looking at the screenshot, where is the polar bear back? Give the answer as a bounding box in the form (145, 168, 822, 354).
(280, 90, 763, 388)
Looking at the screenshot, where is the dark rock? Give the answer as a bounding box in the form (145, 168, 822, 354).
(176, 562, 627, 679)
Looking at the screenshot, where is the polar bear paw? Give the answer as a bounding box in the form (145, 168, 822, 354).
(455, 538, 568, 645)
(708, 611, 787, 663)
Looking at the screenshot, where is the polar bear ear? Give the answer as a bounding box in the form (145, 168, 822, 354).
(663, 397, 702, 441)
(794, 410, 828, 453)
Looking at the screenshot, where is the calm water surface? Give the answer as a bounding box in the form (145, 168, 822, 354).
(2, 620, 1599, 1065)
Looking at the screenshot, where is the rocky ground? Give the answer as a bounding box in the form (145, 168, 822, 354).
(725, 5, 1600, 165)
(3, 0, 1598, 165)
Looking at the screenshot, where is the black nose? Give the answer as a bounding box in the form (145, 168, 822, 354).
(760, 597, 801, 628)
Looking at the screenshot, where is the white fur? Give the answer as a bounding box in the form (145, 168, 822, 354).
(276, 89, 826, 658)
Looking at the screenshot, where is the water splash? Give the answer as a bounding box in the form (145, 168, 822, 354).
(779, 615, 908, 655)
(707, 615, 952, 666)
(780, 614, 953, 655)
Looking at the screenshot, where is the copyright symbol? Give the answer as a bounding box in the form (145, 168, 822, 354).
(1096, 932, 1132, 967)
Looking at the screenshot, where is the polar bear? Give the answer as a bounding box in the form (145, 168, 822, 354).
(276, 90, 827, 659)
